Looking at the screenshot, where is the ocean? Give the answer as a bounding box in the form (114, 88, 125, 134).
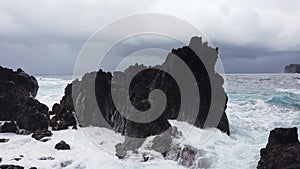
(1, 74, 299, 169)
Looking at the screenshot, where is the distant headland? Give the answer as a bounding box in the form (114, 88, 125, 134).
(284, 64, 300, 73)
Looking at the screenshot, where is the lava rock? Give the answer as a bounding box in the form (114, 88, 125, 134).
(31, 129, 52, 140)
(38, 156, 55, 160)
(16, 98, 49, 132)
(54, 140, 71, 150)
(266, 127, 299, 148)
(0, 121, 18, 133)
(49, 85, 77, 131)
(257, 127, 300, 169)
(0, 66, 38, 120)
(0, 66, 50, 133)
(60, 36, 229, 138)
(0, 165, 24, 169)
(60, 160, 73, 168)
(12, 157, 22, 161)
(52, 103, 61, 115)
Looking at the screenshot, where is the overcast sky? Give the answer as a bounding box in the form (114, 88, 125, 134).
(0, 0, 299, 74)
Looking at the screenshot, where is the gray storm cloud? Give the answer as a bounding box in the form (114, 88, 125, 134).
(0, 0, 299, 74)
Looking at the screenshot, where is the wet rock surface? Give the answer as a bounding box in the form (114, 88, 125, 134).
(257, 127, 300, 169)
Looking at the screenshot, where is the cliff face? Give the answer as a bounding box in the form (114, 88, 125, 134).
(51, 36, 230, 138)
(284, 64, 300, 73)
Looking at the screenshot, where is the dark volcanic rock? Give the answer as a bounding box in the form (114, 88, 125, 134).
(0, 121, 18, 133)
(59, 37, 229, 139)
(16, 98, 49, 132)
(257, 127, 300, 169)
(50, 84, 77, 131)
(0, 165, 24, 169)
(55, 140, 71, 150)
(0, 67, 38, 97)
(31, 129, 52, 141)
(284, 64, 300, 73)
(0, 138, 9, 143)
(0, 66, 50, 133)
(38, 156, 55, 160)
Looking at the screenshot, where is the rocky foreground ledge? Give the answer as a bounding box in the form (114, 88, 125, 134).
(257, 127, 300, 169)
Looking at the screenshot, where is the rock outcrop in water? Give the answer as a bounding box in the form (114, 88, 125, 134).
(284, 64, 300, 73)
(0, 66, 49, 133)
(54, 36, 230, 138)
(49, 84, 77, 130)
(257, 127, 300, 169)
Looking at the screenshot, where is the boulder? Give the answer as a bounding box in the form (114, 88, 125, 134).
(257, 127, 300, 169)
(55, 140, 71, 150)
(31, 129, 52, 141)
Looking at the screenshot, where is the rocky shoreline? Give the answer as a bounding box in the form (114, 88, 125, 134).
(0, 37, 299, 168)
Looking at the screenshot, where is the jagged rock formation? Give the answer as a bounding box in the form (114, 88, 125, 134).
(257, 127, 300, 169)
(0, 66, 49, 133)
(55, 36, 229, 138)
(284, 64, 300, 73)
(49, 86, 77, 130)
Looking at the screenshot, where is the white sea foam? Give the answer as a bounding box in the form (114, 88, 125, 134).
(36, 76, 72, 108)
(276, 88, 300, 95)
